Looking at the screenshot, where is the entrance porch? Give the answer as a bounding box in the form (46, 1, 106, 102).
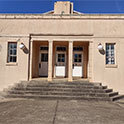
(31, 40, 89, 81)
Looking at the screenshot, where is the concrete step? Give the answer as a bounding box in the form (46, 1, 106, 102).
(28, 81, 101, 86)
(20, 85, 107, 89)
(14, 86, 107, 92)
(108, 92, 118, 97)
(8, 90, 117, 97)
(104, 89, 113, 93)
(6, 94, 112, 101)
(12, 87, 110, 93)
(111, 95, 124, 101)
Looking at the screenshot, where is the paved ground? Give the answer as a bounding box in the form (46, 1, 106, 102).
(0, 98, 124, 124)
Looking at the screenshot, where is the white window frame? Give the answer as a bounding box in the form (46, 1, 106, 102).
(7, 42, 17, 63)
(105, 43, 117, 68)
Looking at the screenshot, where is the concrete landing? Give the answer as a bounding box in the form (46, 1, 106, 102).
(0, 98, 124, 124)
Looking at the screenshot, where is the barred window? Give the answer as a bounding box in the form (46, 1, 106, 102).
(106, 43, 115, 64)
(7, 42, 17, 63)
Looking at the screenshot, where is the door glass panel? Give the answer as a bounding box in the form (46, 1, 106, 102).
(74, 54, 82, 63)
(57, 54, 65, 62)
(41, 53, 48, 62)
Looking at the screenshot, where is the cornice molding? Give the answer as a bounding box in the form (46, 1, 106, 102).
(0, 14, 124, 20)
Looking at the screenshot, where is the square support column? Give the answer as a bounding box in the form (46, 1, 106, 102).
(29, 40, 33, 80)
(48, 41, 53, 81)
(88, 42, 93, 82)
(68, 41, 73, 82)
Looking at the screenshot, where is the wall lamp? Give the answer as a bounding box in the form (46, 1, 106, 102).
(98, 43, 105, 55)
(19, 43, 25, 50)
(98, 43, 103, 51)
(19, 43, 29, 54)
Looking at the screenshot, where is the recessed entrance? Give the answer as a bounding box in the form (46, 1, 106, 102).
(32, 41, 49, 78)
(31, 41, 88, 80)
(53, 42, 68, 78)
(72, 42, 89, 78)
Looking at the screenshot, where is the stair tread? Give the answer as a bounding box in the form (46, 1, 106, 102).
(21, 85, 107, 89)
(9, 90, 112, 94)
(8, 90, 115, 97)
(7, 94, 111, 101)
(111, 94, 124, 101)
(11, 89, 106, 92)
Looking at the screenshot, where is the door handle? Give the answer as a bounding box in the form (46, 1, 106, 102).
(39, 63, 41, 68)
(73, 64, 74, 69)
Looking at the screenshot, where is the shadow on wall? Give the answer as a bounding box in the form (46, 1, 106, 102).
(23, 48, 29, 54)
(99, 49, 105, 55)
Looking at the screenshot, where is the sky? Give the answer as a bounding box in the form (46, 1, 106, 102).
(0, 0, 124, 14)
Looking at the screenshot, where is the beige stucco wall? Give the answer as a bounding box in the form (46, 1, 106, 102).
(0, 15, 124, 94)
(0, 37, 29, 90)
(0, 19, 93, 35)
(92, 38, 124, 94)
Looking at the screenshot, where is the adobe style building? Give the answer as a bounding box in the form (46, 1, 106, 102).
(0, 1, 124, 94)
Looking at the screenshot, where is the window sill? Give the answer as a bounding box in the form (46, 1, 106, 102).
(105, 64, 118, 68)
(6, 63, 18, 66)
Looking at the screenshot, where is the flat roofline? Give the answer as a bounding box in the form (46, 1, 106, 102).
(30, 33, 94, 36)
(1, 13, 124, 16)
(0, 13, 124, 19)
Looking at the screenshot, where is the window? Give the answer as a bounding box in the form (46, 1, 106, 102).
(106, 43, 115, 64)
(7, 42, 17, 63)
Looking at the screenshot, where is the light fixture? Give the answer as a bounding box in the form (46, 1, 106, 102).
(19, 43, 25, 49)
(98, 43, 103, 51)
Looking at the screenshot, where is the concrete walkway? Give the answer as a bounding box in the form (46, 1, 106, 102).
(0, 98, 124, 124)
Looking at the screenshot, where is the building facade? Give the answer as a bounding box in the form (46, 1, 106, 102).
(0, 1, 124, 94)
